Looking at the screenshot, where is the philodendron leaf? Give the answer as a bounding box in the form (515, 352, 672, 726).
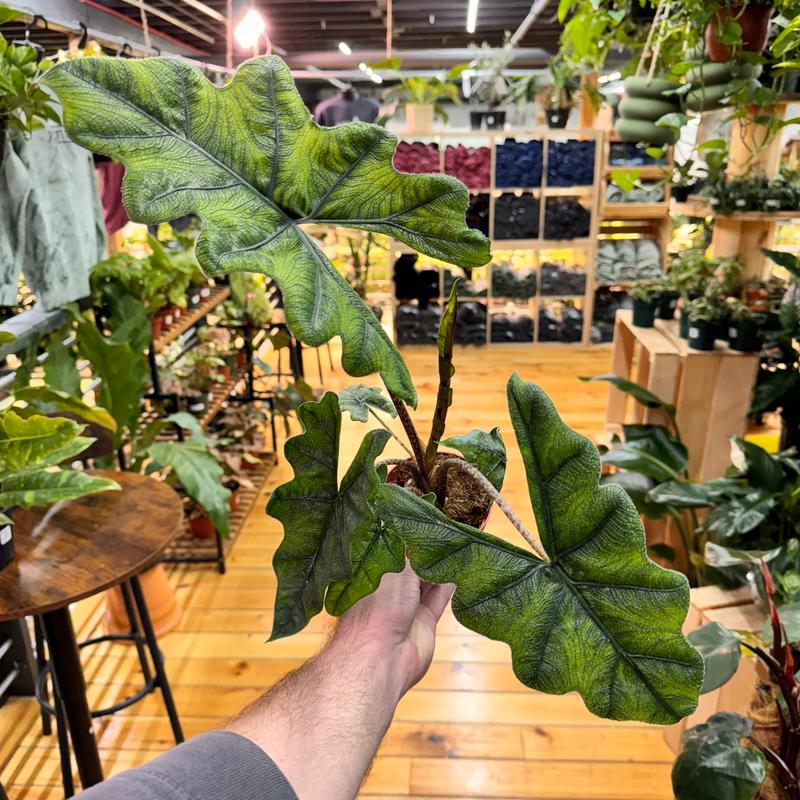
(14, 386, 117, 433)
(338, 384, 397, 423)
(0, 469, 119, 509)
(687, 622, 741, 694)
(0, 412, 92, 473)
(441, 428, 507, 490)
(266, 393, 390, 639)
(46, 56, 491, 405)
(374, 374, 702, 725)
(672, 713, 765, 800)
(762, 601, 800, 644)
(580, 373, 676, 424)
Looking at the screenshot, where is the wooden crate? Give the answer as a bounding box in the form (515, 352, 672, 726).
(664, 585, 764, 753)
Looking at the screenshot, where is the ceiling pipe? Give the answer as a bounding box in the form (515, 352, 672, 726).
(509, 0, 551, 47)
(176, 0, 225, 23)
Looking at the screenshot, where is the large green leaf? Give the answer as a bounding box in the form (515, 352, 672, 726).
(602, 426, 687, 481)
(266, 393, 390, 640)
(441, 428, 507, 491)
(729, 437, 784, 494)
(338, 384, 397, 423)
(72, 314, 148, 445)
(44, 327, 81, 396)
(687, 622, 741, 694)
(46, 56, 491, 405)
(705, 490, 776, 539)
(762, 601, 800, 644)
(672, 713, 765, 800)
(0, 412, 91, 473)
(648, 478, 743, 509)
(0, 469, 119, 509)
(148, 440, 230, 536)
(374, 374, 702, 725)
(14, 386, 117, 432)
(580, 373, 676, 424)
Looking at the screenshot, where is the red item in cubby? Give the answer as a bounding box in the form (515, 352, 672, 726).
(444, 145, 491, 190)
(393, 141, 440, 174)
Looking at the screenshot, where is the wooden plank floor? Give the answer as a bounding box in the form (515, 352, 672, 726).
(0, 344, 678, 799)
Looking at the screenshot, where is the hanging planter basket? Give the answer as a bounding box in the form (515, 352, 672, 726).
(706, 5, 773, 63)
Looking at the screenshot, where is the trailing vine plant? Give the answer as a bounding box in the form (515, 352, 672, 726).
(46, 55, 703, 725)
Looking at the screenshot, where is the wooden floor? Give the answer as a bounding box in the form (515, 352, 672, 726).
(0, 344, 678, 799)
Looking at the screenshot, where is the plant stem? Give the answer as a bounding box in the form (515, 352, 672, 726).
(376, 458, 430, 492)
(389, 391, 428, 476)
(425, 319, 456, 469)
(368, 407, 414, 459)
(439, 458, 548, 561)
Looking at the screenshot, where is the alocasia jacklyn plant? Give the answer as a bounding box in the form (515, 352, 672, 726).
(46, 54, 703, 725)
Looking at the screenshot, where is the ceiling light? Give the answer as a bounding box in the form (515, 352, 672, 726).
(338, 41, 351, 55)
(370, 73, 383, 84)
(234, 8, 266, 50)
(429, 14, 435, 23)
(358, 62, 368, 71)
(466, 0, 479, 33)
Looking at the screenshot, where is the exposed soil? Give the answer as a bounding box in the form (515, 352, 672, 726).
(387, 452, 492, 529)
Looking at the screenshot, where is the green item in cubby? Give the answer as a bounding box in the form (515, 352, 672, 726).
(632, 298, 658, 328)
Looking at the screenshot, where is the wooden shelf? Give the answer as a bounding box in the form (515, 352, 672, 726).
(152, 286, 230, 353)
(671, 196, 800, 221)
(493, 238, 595, 251)
(602, 203, 670, 220)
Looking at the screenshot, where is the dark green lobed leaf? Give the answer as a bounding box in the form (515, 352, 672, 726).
(338, 384, 397, 423)
(687, 622, 741, 694)
(441, 428, 507, 491)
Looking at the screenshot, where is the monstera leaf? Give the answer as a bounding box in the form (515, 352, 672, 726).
(46, 56, 491, 405)
(373, 374, 702, 724)
(267, 393, 390, 639)
(441, 428, 506, 490)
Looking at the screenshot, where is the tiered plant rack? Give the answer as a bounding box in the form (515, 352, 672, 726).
(142, 283, 278, 575)
(389, 128, 605, 346)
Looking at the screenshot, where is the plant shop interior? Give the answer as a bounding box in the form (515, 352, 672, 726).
(4, 0, 800, 798)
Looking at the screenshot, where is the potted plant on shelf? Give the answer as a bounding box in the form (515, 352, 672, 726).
(213, 402, 269, 467)
(47, 53, 706, 731)
(686, 295, 727, 350)
(178, 347, 226, 415)
(507, 73, 540, 127)
(539, 60, 580, 128)
(725, 297, 762, 352)
(629, 280, 662, 327)
(467, 34, 513, 129)
(705, 4, 774, 63)
(372, 57, 466, 135)
(653, 275, 680, 320)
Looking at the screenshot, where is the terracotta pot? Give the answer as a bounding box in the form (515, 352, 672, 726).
(387, 454, 491, 530)
(242, 450, 261, 471)
(104, 564, 182, 639)
(706, 5, 773, 62)
(219, 365, 232, 381)
(189, 514, 215, 540)
(150, 315, 163, 340)
(229, 488, 239, 511)
(172, 305, 181, 321)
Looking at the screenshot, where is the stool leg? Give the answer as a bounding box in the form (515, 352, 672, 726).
(33, 617, 52, 736)
(54, 693, 76, 797)
(40, 608, 103, 789)
(215, 528, 226, 575)
(119, 581, 152, 683)
(129, 576, 184, 744)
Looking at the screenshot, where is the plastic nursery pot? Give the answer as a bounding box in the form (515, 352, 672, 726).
(546, 107, 570, 129)
(242, 450, 262, 471)
(189, 514, 216, 540)
(484, 109, 506, 130)
(706, 5, 773, 62)
(728, 319, 761, 352)
(387, 454, 491, 531)
(656, 293, 679, 320)
(687, 319, 717, 351)
(469, 110, 485, 130)
(631, 299, 658, 328)
(0, 520, 13, 571)
(679, 309, 689, 339)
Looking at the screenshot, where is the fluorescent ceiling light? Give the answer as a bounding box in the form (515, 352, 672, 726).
(358, 62, 368, 71)
(234, 8, 266, 49)
(338, 41, 352, 55)
(466, 0, 479, 33)
(370, 73, 383, 84)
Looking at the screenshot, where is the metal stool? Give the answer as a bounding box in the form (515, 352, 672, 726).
(34, 575, 183, 797)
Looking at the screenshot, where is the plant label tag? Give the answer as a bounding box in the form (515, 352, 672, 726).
(729, 327, 737, 338)
(0, 525, 11, 545)
(689, 327, 700, 338)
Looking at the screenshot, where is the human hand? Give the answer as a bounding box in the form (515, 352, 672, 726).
(333, 563, 455, 700)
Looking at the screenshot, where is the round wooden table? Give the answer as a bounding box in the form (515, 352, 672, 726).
(0, 471, 183, 791)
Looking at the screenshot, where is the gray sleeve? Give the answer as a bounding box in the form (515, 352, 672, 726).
(78, 731, 298, 800)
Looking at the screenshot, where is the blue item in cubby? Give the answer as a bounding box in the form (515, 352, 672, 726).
(495, 140, 543, 188)
(547, 140, 596, 187)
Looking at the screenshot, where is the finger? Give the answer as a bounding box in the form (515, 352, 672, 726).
(419, 581, 455, 621)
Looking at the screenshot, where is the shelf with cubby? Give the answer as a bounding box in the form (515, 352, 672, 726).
(389, 128, 604, 346)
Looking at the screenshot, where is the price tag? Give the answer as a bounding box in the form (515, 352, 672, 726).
(0, 525, 11, 545)
(689, 327, 700, 338)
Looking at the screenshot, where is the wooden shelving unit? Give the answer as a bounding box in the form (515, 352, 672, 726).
(391, 127, 605, 346)
(152, 285, 230, 353)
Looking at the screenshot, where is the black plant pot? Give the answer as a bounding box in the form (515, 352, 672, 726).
(484, 110, 506, 130)
(547, 107, 570, 129)
(470, 111, 485, 130)
(632, 298, 657, 327)
(688, 319, 716, 351)
(713, 317, 730, 341)
(671, 185, 692, 202)
(679, 309, 689, 339)
(631, 0, 656, 22)
(727, 319, 760, 352)
(656, 292, 679, 320)
(0, 522, 13, 571)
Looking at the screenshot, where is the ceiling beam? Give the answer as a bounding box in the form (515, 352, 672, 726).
(112, 0, 217, 43)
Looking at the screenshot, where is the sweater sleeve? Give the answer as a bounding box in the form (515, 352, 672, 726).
(77, 731, 299, 800)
